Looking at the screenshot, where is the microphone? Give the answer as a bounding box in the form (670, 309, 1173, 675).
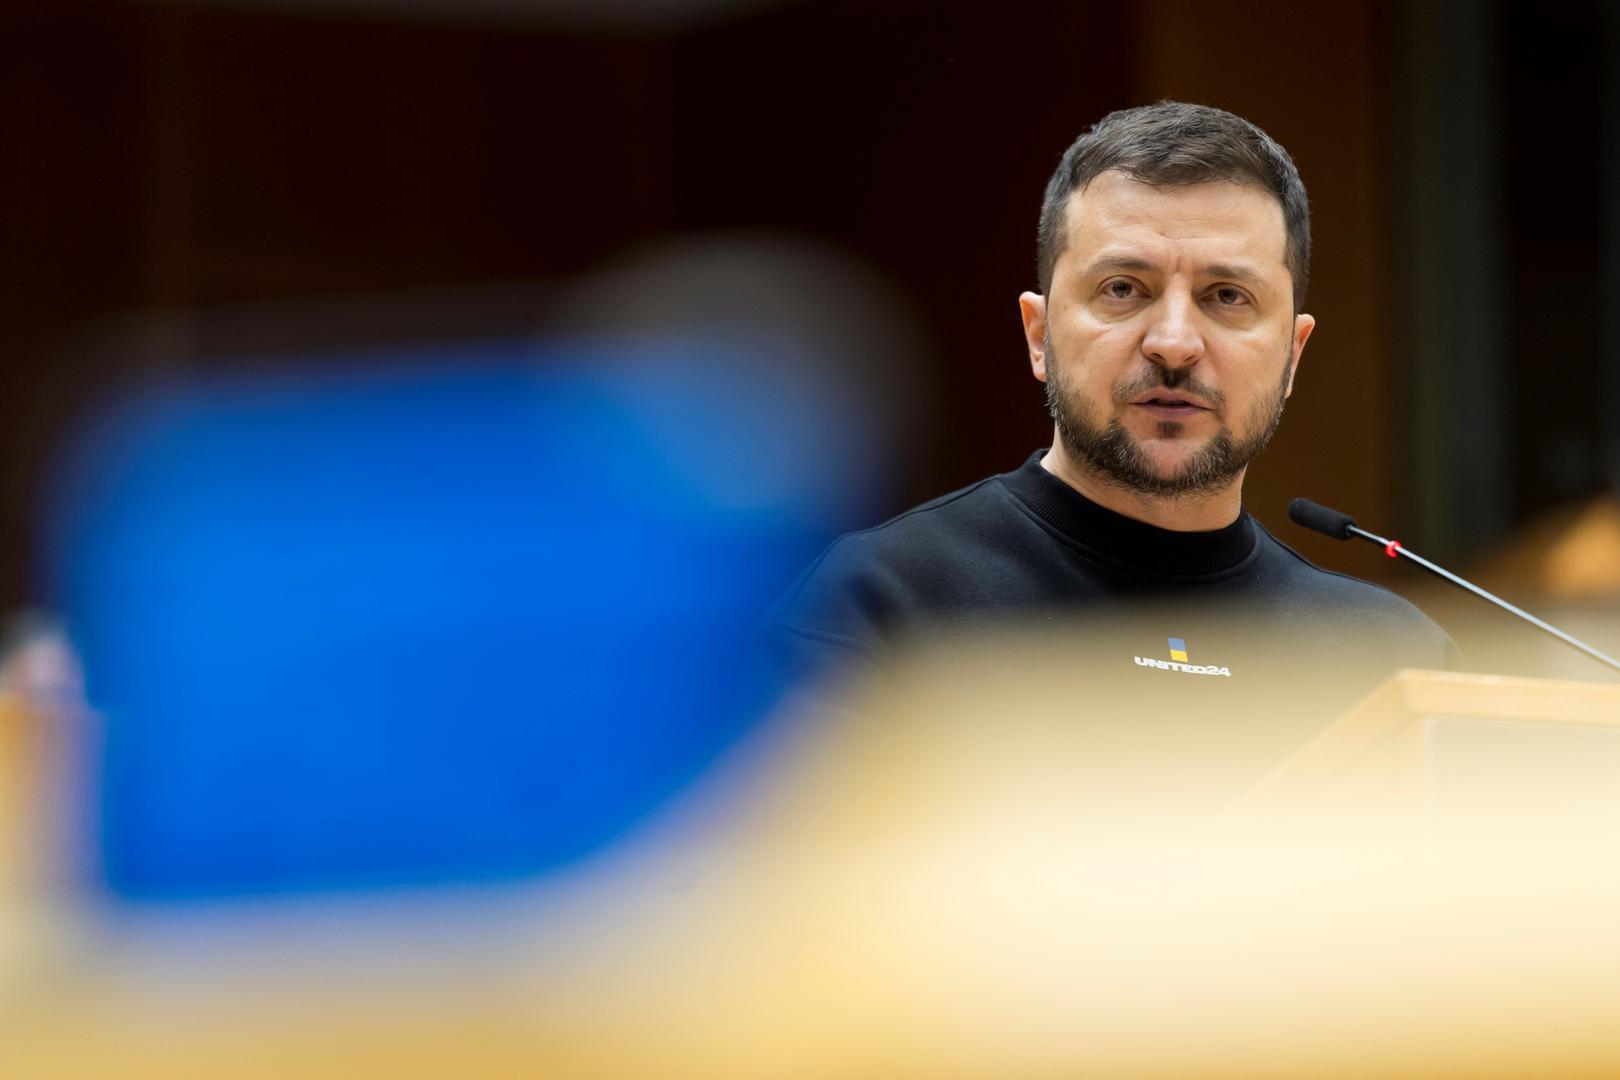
(1287, 498, 1356, 540)
(1288, 497, 1620, 676)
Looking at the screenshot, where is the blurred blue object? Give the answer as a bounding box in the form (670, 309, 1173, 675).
(42, 341, 845, 900)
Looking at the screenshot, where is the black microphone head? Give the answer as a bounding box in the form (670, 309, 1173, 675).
(1288, 497, 1357, 540)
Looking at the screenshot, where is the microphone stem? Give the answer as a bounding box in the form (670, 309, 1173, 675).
(1346, 525, 1620, 675)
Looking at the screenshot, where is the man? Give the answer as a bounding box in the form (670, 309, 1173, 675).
(772, 102, 1454, 702)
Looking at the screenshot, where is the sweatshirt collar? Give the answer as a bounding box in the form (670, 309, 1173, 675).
(1000, 450, 1256, 577)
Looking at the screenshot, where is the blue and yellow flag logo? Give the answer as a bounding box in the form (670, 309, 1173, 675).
(1134, 635, 1230, 677)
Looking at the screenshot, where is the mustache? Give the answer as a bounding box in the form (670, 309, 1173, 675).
(1112, 366, 1225, 408)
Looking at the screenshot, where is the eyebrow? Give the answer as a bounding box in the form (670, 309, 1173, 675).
(1202, 262, 1266, 287)
(1082, 254, 1268, 288)
(1084, 254, 1157, 276)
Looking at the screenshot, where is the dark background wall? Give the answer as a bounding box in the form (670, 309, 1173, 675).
(2, 0, 1617, 610)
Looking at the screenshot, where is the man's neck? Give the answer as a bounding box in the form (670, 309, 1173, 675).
(1040, 439, 1245, 533)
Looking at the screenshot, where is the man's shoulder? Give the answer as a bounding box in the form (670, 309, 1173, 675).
(1250, 519, 1455, 641)
(830, 472, 1014, 554)
(767, 469, 1026, 649)
(782, 472, 1018, 591)
(1252, 521, 1408, 601)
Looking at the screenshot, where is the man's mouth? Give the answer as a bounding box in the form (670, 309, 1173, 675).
(1132, 393, 1211, 418)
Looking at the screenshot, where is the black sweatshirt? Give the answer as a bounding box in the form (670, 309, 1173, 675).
(771, 451, 1458, 717)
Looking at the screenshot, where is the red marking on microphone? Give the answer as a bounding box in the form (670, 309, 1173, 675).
(1385, 539, 1403, 558)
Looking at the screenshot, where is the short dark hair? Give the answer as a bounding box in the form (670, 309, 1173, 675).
(1036, 101, 1311, 312)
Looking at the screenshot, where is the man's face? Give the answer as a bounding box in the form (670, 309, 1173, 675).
(1024, 171, 1314, 497)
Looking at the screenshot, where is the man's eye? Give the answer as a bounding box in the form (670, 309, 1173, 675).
(1105, 280, 1138, 299)
(1212, 286, 1248, 306)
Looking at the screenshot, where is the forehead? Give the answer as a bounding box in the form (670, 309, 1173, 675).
(1061, 171, 1288, 275)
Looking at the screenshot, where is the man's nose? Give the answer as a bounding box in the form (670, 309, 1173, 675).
(1140, 292, 1204, 368)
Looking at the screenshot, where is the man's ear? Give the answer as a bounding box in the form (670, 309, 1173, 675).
(1019, 292, 1048, 383)
(1284, 313, 1316, 398)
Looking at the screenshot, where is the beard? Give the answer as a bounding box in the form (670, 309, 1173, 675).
(1044, 333, 1294, 498)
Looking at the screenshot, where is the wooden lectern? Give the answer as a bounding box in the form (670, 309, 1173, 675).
(1245, 668, 1620, 814)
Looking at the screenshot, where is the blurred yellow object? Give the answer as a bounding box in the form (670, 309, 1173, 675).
(0, 692, 36, 895)
(8, 636, 1620, 1078)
